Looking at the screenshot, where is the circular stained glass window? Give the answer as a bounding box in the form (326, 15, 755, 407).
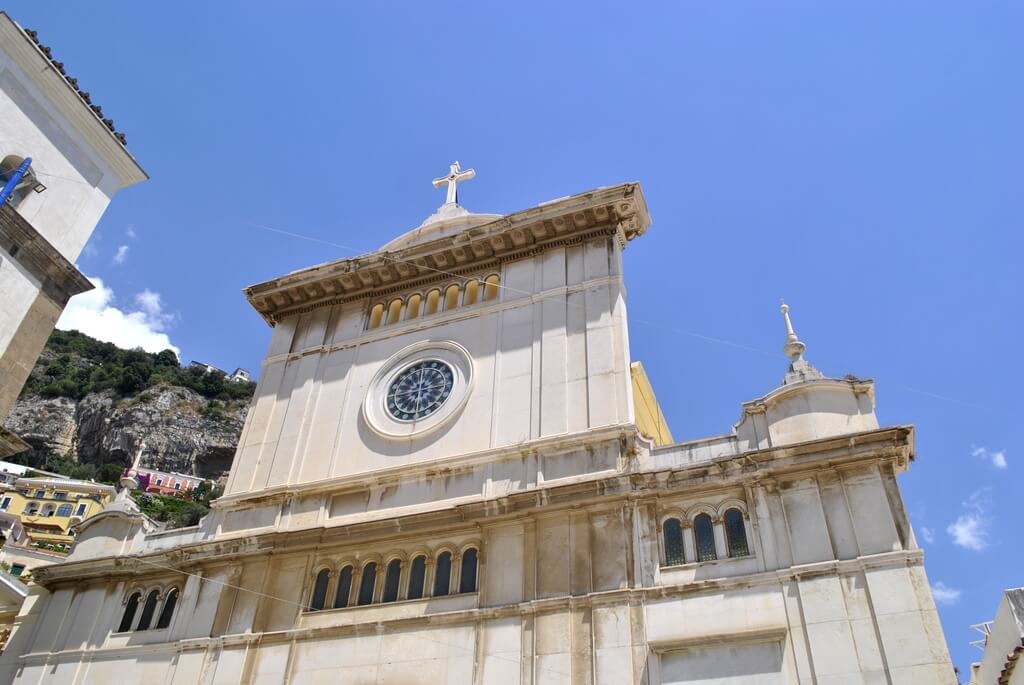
(385, 360, 455, 422)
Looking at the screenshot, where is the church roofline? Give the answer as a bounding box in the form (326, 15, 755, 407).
(243, 182, 650, 326)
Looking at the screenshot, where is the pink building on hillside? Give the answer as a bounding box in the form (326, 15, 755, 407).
(134, 468, 205, 498)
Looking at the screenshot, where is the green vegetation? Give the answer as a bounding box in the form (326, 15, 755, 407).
(21, 329, 256, 401)
(130, 482, 224, 529)
(22, 458, 124, 484)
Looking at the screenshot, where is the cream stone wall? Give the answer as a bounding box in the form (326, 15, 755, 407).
(0, 442, 955, 684)
(0, 257, 59, 419)
(224, 237, 633, 498)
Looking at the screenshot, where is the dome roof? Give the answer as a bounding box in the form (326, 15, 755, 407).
(382, 202, 502, 251)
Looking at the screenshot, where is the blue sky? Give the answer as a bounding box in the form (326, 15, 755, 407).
(9, 2, 1022, 676)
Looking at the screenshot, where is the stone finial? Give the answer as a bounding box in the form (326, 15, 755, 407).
(780, 301, 806, 360)
(779, 301, 823, 385)
(119, 440, 144, 492)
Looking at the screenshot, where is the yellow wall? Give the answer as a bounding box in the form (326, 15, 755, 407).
(630, 361, 674, 446)
(0, 481, 112, 545)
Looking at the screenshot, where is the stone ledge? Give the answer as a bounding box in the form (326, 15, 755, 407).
(243, 183, 649, 325)
(0, 203, 92, 305)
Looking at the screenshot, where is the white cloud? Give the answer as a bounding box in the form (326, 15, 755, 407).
(56, 276, 180, 356)
(125, 225, 137, 240)
(931, 582, 961, 606)
(972, 446, 1007, 470)
(920, 527, 935, 544)
(113, 244, 129, 264)
(946, 489, 992, 551)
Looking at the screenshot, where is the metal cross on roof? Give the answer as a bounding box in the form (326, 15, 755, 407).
(432, 161, 475, 205)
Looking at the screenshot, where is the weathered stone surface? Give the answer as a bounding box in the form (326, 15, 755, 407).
(3, 386, 244, 479)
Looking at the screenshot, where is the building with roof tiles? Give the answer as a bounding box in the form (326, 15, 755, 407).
(0, 11, 148, 458)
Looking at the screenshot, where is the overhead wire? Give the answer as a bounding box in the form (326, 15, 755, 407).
(248, 221, 783, 360)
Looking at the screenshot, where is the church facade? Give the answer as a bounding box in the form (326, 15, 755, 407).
(0, 170, 955, 684)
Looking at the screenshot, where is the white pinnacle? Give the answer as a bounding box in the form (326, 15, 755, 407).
(780, 301, 806, 360)
(432, 161, 475, 205)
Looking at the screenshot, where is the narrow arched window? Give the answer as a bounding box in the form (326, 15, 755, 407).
(156, 588, 178, 629)
(663, 518, 685, 566)
(136, 590, 160, 630)
(56, 503, 73, 517)
(117, 592, 141, 632)
(459, 548, 478, 593)
(382, 559, 402, 603)
(463, 280, 480, 306)
(309, 569, 330, 611)
(334, 565, 353, 609)
(407, 555, 426, 600)
(694, 513, 717, 562)
(368, 303, 384, 330)
(357, 562, 377, 606)
(406, 293, 422, 320)
(483, 275, 500, 302)
(725, 508, 749, 558)
(433, 551, 452, 597)
(424, 289, 441, 316)
(444, 284, 461, 311)
(386, 298, 404, 325)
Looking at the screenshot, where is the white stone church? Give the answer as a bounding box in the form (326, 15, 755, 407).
(0, 165, 955, 683)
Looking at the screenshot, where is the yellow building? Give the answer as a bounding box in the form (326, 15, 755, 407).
(0, 477, 115, 556)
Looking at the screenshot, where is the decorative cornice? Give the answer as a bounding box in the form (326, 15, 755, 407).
(0, 203, 93, 305)
(32, 425, 913, 588)
(244, 183, 650, 326)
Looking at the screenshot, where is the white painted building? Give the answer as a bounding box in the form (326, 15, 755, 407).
(970, 588, 1024, 685)
(0, 167, 955, 683)
(0, 12, 147, 455)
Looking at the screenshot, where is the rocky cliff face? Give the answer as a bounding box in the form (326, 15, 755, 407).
(4, 385, 246, 479)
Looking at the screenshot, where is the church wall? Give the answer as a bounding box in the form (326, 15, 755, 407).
(0, 451, 954, 684)
(224, 237, 633, 499)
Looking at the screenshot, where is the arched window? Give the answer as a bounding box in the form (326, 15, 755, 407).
(309, 569, 330, 611)
(0, 155, 39, 208)
(357, 562, 377, 606)
(459, 548, 478, 594)
(136, 590, 160, 630)
(156, 588, 178, 629)
(444, 284, 460, 311)
(694, 513, 717, 562)
(117, 592, 141, 632)
(334, 565, 353, 609)
(368, 303, 384, 330)
(386, 298, 404, 325)
(56, 503, 73, 517)
(483, 274, 500, 302)
(724, 508, 749, 558)
(432, 551, 452, 597)
(24, 502, 38, 516)
(382, 559, 402, 603)
(663, 518, 685, 566)
(424, 289, 441, 316)
(406, 293, 422, 320)
(407, 555, 426, 600)
(463, 280, 480, 306)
